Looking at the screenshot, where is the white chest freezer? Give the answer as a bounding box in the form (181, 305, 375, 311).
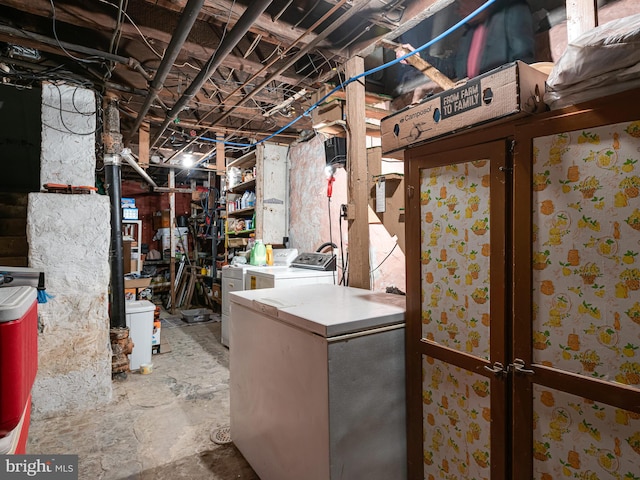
(244, 266, 336, 290)
(229, 284, 406, 480)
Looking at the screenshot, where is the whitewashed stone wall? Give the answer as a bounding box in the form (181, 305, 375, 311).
(27, 83, 112, 418)
(40, 83, 97, 186)
(288, 134, 348, 253)
(288, 135, 406, 292)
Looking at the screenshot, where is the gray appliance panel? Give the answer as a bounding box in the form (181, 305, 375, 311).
(328, 326, 406, 480)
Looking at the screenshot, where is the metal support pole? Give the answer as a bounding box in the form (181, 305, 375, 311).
(105, 154, 126, 328)
(103, 97, 126, 329)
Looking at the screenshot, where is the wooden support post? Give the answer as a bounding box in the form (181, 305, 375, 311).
(566, 0, 598, 42)
(216, 134, 226, 264)
(345, 56, 370, 289)
(138, 122, 150, 168)
(216, 133, 225, 176)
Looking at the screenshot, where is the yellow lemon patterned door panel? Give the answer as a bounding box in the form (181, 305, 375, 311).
(532, 386, 640, 479)
(422, 357, 492, 479)
(420, 160, 491, 358)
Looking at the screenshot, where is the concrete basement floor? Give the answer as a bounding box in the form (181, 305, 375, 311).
(26, 312, 259, 480)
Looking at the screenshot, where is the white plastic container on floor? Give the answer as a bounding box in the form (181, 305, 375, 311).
(125, 300, 155, 371)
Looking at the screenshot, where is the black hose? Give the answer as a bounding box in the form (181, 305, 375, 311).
(315, 242, 337, 253)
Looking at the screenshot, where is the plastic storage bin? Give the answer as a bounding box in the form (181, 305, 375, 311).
(125, 300, 155, 371)
(181, 308, 213, 323)
(0, 286, 38, 452)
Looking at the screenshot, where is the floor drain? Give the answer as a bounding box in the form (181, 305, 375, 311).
(211, 426, 232, 445)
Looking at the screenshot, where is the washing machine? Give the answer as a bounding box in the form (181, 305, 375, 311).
(221, 248, 298, 347)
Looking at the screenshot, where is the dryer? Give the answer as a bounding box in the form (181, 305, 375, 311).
(244, 266, 336, 290)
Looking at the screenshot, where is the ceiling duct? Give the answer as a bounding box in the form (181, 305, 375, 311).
(124, 0, 206, 146)
(151, 0, 275, 148)
(121, 148, 158, 188)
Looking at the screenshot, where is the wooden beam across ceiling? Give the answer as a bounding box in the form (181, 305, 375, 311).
(351, 0, 455, 58)
(0, 0, 315, 88)
(151, 0, 330, 51)
(0, 0, 471, 147)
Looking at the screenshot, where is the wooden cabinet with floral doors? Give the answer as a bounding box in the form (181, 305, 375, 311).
(405, 134, 513, 480)
(512, 94, 640, 480)
(404, 89, 640, 480)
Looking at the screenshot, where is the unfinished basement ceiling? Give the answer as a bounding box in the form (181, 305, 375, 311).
(0, 0, 614, 183)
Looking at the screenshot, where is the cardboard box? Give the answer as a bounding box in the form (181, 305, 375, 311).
(381, 61, 548, 153)
(152, 320, 161, 347)
(123, 240, 132, 274)
(192, 186, 208, 201)
(125, 288, 137, 301)
(124, 277, 152, 289)
(227, 237, 248, 248)
(153, 210, 171, 230)
(311, 99, 344, 127)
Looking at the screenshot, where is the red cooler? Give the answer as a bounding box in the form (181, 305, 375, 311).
(0, 286, 38, 454)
